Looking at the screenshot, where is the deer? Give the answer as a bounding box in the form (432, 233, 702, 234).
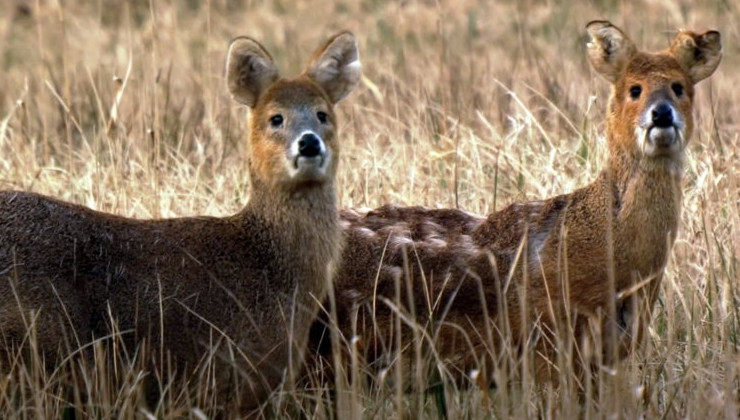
(308, 21, 721, 390)
(0, 32, 361, 415)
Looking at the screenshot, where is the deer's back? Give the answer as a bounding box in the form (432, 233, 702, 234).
(0, 191, 292, 368)
(311, 193, 600, 377)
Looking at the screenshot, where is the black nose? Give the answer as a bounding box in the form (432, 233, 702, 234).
(298, 133, 322, 158)
(651, 102, 674, 128)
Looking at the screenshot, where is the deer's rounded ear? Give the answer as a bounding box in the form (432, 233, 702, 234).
(586, 20, 637, 83)
(305, 32, 362, 104)
(226, 37, 279, 107)
(669, 30, 722, 84)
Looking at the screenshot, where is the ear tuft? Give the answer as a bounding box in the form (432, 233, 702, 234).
(226, 37, 279, 107)
(305, 32, 362, 104)
(586, 20, 636, 83)
(669, 30, 722, 84)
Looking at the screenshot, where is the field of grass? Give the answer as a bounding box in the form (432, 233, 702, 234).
(0, 0, 738, 418)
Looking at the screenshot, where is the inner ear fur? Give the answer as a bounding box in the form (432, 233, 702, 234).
(226, 37, 280, 108)
(304, 31, 362, 104)
(586, 20, 637, 83)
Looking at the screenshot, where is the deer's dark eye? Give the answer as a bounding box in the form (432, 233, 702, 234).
(629, 85, 642, 100)
(671, 83, 684, 97)
(317, 111, 328, 124)
(269, 114, 283, 127)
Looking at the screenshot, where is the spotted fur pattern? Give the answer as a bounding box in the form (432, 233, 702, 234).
(308, 22, 722, 388)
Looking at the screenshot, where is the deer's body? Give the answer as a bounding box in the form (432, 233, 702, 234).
(0, 32, 361, 414)
(310, 21, 721, 384)
(0, 189, 336, 380)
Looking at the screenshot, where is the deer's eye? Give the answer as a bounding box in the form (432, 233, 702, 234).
(269, 114, 284, 127)
(671, 83, 684, 97)
(317, 111, 328, 124)
(629, 85, 642, 100)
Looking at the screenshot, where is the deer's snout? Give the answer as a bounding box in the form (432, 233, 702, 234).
(288, 131, 329, 181)
(638, 100, 684, 158)
(298, 133, 323, 158)
(651, 102, 674, 128)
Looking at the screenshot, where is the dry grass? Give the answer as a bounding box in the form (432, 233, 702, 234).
(0, 0, 738, 418)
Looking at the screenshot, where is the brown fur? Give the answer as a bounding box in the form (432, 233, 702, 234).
(308, 22, 721, 387)
(0, 32, 361, 415)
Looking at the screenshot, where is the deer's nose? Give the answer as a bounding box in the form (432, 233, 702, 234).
(651, 102, 674, 128)
(298, 133, 322, 158)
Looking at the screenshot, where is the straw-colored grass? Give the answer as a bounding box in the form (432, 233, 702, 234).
(0, 0, 737, 418)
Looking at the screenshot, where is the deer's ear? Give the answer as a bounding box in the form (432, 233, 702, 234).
(226, 37, 280, 107)
(304, 31, 362, 104)
(669, 30, 722, 84)
(586, 20, 637, 83)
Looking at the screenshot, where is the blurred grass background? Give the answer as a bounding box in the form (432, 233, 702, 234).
(0, 0, 738, 418)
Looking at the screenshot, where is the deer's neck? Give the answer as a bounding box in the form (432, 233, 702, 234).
(250, 179, 340, 245)
(607, 147, 683, 218)
(604, 143, 683, 276)
(240, 179, 342, 297)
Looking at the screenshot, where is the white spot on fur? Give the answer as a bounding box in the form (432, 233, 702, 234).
(378, 222, 409, 238)
(342, 288, 364, 301)
(390, 235, 413, 249)
(382, 265, 403, 280)
(424, 237, 447, 248)
(391, 221, 409, 231)
(459, 235, 475, 248)
(422, 220, 445, 232)
(458, 234, 485, 257)
(356, 227, 377, 238)
(347, 207, 371, 216)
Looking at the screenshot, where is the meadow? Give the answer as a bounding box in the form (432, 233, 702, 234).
(0, 0, 738, 418)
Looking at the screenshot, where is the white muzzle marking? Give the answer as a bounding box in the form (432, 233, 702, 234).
(287, 130, 328, 180)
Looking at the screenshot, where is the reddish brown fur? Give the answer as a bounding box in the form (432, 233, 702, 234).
(308, 22, 721, 387)
(0, 32, 360, 415)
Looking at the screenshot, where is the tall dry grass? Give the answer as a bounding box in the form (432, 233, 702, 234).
(0, 0, 737, 418)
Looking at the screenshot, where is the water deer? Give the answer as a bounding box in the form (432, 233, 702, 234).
(0, 32, 360, 414)
(309, 21, 721, 388)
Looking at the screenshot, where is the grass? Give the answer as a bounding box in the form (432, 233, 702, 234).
(0, 0, 738, 418)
